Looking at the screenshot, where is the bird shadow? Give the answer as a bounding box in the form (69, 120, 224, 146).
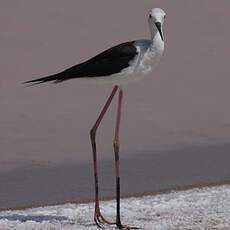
(0, 214, 72, 223)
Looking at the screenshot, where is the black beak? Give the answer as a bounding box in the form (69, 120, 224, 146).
(155, 22, 164, 41)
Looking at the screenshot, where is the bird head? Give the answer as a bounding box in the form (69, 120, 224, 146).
(148, 8, 166, 41)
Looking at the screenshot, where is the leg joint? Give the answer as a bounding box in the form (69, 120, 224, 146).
(90, 127, 96, 140)
(113, 141, 119, 151)
(113, 141, 120, 161)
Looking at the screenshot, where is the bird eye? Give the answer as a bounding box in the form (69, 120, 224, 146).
(149, 14, 152, 19)
(164, 15, 166, 19)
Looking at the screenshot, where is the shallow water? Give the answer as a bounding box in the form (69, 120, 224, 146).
(0, 144, 230, 210)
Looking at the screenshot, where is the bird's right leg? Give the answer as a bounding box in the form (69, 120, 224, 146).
(90, 85, 118, 228)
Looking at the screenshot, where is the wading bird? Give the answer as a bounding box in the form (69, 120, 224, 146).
(24, 8, 166, 229)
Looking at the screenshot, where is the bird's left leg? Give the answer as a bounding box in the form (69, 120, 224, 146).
(90, 85, 118, 227)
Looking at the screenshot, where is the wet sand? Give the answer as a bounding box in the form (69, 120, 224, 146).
(1, 0, 230, 210)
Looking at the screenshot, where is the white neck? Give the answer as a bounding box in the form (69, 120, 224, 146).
(148, 21, 164, 52)
(149, 21, 158, 40)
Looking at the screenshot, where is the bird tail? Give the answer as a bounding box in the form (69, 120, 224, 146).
(23, 72, 67, 86)
(23, 62, 86, 86)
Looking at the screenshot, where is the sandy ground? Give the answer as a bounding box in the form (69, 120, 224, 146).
(1, 0, 230, 211)
(1, 184, 230, 229)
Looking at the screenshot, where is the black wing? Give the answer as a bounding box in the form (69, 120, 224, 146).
(24, 41, 138, 85)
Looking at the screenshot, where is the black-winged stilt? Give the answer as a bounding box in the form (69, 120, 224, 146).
(24, 8, 166, 229)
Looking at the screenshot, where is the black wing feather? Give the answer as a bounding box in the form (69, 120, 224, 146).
(24, 41, 137, 85)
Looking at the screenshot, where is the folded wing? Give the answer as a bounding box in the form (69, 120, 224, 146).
(24, 41, 138, 85)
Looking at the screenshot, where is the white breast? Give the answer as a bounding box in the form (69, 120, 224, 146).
(135, 38, 164, 75)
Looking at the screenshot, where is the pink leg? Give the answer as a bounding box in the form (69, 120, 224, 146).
(113, 89, 140, 230)
(113, 88, 123, 228)
(90, 85, 118, 227)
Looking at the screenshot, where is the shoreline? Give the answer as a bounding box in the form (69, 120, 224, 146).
(2, 179, 230, 212)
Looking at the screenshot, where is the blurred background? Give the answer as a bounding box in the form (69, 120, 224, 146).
(1, 0, 230, 209)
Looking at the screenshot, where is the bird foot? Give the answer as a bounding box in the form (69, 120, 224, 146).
(94, 209, 115, 228)
(116, 222, 141, 230)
